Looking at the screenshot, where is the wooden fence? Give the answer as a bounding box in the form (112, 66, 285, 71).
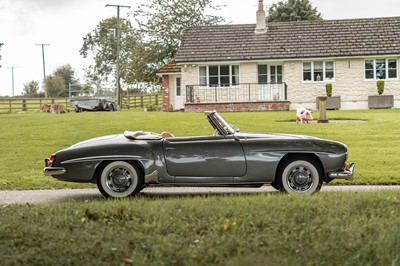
(0, 95, 161, 113)
(0, 98, 71, 113)
(121, 94, 160, 110)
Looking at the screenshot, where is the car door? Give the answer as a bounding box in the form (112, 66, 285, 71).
(162, 135, 246, 183)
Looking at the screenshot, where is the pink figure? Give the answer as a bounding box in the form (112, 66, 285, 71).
(296, 107, 313, 124)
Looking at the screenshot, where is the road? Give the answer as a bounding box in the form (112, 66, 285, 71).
(1, 186, 400, 205)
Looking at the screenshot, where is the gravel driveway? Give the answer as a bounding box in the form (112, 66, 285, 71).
(1, 186, 400, 205)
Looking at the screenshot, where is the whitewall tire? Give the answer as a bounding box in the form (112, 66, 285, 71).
(97, 161, 143, 198)
(277, 157, 323, 194)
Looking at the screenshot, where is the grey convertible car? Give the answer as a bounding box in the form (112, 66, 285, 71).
(44, 111, 354, 198)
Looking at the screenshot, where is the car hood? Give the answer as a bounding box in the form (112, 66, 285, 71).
(235, 132, 348, 153)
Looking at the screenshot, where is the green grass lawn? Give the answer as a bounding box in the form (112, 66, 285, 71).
(1, 191, 399, 265)
(1, 109, 400, 265)
(1, 108, 400, 189)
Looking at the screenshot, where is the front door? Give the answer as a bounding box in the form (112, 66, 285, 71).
(174, 77, 183, 109)
(163, 136, 246, 183)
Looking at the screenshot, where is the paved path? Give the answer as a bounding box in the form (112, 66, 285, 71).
(0, 186, 399, 205)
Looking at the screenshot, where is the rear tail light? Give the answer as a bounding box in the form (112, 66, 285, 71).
(48, 155, 55, 167)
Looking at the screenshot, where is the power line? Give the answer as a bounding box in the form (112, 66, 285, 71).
(106, 4, 131, 107)
(7, 66, 19, 97)
(35, 43, 50, 98)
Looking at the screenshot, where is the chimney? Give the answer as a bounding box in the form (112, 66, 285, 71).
(255, 0, 267, 34)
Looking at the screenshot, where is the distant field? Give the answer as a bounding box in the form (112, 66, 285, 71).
(1, 109, 400, 189)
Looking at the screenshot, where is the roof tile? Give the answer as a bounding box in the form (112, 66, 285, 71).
(176, 17, 400, 63)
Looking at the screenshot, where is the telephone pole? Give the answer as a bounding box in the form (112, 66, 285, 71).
(36, 43, 50, 98)
(106, 4, 130, 107)
(7, 66, 19, 97)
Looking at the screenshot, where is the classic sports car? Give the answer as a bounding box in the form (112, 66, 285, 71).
(44, 111, 354, 198)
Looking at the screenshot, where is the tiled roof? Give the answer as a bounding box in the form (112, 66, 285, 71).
(157, 60, 181, 74)
(175, 17, 400, 63)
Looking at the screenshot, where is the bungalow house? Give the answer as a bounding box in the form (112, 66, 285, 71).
(158, 0, 400, 112)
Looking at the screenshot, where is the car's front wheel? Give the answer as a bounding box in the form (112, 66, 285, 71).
(97, 161, 143, 198)
(276, 156, 323, 194)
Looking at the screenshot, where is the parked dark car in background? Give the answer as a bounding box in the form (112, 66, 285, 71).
(44, 111, 354, 198)
(70, 98, 117, 112)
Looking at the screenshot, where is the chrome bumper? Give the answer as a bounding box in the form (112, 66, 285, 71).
(44, 167, 66, 176)
(328, 163, 355, 181)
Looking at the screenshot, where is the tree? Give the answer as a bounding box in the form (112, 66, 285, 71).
(268, 0, 322, 22)
(45, 75, 65, 97)
(130, 0, 224, 83)
(53, 64, 78, 89)
(0, 43, 3, 68)
(22, 80, 40, 97)
(80, 17, 136, 91)
(80, 0, 224, 91)
(44, 64, 80, 97)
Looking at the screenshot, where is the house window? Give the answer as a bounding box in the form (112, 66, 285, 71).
(199, 67, 207, 85)
(258, 65, 268, 84)
(176, 78, 181, 96)
(303, 61, 335, 82)
(270, 65, 283, 83)
(365, 59, 398, 80)
(199, 65, 240, 86)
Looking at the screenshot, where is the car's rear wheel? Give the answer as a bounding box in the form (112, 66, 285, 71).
(97, 161, 143, 198)
(276, 156, 323, 194)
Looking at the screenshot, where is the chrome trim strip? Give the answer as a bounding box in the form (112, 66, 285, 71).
(328, 163, 355, 181)
(62, 155, 142, 164)
(44, 167, 66, 176)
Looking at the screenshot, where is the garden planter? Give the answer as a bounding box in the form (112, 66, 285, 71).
(368, 95, 394, 109)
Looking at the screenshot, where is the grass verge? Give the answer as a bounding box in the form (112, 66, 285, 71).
(0, 191, 399, 265)
(1, 109, 400, 189)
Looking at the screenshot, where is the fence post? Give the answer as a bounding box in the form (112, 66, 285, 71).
(140, 96, 144, 108)
(9, 100, 11, 112)
(22, 99, 27, 111)
(155, 95, 158, 106)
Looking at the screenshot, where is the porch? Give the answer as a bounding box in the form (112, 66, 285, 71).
(184, 83, 290, 112)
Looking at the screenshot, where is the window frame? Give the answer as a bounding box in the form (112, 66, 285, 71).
(302, 61, 335, 82)
(199, 65, 240, 86)
(364, 59, 398, 80)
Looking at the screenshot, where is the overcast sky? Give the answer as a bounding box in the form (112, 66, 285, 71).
(1, 0, 400, 96)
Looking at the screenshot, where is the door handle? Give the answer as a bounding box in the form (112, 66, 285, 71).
(165, 147, 175, 151)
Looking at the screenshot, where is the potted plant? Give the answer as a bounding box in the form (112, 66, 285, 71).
(316, 83, 341, 110)
(368, 80, 394, 109)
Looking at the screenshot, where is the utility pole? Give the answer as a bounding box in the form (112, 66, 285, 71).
(7, 66, 19, 97)
(35, 43, 50, 98)
(106, 4, 130, 108)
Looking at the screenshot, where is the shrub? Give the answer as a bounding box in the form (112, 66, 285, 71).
(325, 83, 333, 97)
(377, 80, 385, 95)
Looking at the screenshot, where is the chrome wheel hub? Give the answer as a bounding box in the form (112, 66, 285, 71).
(106, 167, 132, 192)
(287, 166, 313, 192)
